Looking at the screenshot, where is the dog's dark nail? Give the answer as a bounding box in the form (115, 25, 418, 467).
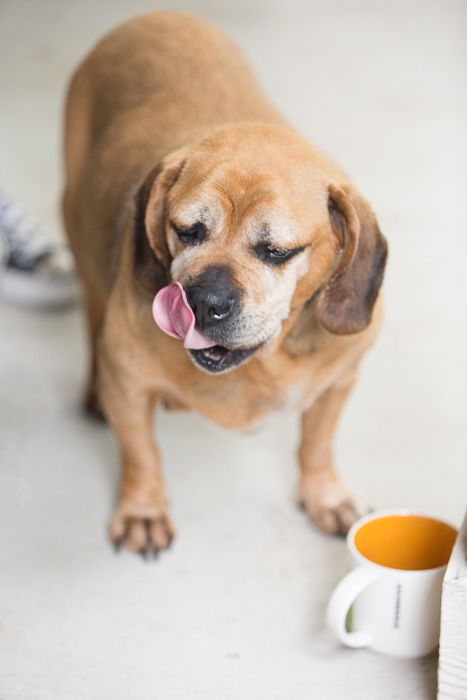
(333, 511, 347, 537)
(139, 547, 148, 560)
(143, 518, 153, 548)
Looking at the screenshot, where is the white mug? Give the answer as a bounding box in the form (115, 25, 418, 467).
(326, 509, 457, 658)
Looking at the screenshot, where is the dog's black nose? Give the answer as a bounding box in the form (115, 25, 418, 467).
(187, 286, 234, 324)
(185, 266, 240, 329)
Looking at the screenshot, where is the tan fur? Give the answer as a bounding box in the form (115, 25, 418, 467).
(63, 10, 387, 555)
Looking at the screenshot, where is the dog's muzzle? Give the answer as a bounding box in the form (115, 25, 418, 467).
(185, 265, 241, 334)
(185, 265, 260, 374)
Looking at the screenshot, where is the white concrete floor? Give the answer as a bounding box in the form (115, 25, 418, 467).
(0, 1, 466, 698)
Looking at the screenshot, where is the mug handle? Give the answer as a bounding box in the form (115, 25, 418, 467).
(326, 566, 378, 647)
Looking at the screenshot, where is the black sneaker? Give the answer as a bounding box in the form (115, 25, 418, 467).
(0, 190, 78, 309)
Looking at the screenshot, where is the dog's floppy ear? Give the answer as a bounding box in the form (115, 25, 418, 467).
(133, 151, 187, 293)
(316, 184, 388, 334)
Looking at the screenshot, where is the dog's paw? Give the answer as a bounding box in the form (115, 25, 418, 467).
(298, 472, 371, 536)
(109, 504, 175, 559)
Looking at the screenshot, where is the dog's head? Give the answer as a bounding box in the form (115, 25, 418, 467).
(134, 124, 388, 374)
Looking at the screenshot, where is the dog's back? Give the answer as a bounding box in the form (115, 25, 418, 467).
(63, 10, 284, 292)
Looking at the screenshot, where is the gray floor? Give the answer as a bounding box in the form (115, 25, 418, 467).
(0, 1, 466, 698)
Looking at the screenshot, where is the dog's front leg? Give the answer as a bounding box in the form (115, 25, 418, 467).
(298, 367, 371, 536)
(98, 350, 175, 558)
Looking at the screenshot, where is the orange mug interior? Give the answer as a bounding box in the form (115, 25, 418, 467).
(353, 514, 457, 570)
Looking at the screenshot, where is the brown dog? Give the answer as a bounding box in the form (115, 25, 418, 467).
(63, 10, 387, 556)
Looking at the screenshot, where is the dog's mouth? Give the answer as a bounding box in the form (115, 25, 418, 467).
(188, 343, 259, 374)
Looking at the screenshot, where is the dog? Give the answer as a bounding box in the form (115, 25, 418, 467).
(63, 10, 388, 557)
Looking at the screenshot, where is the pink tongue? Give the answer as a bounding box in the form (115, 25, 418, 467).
(152, 282, 216, 350)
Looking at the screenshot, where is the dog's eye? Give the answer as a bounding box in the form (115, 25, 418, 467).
(171, 220, 207, 246)
(254, 242, 305, 266)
